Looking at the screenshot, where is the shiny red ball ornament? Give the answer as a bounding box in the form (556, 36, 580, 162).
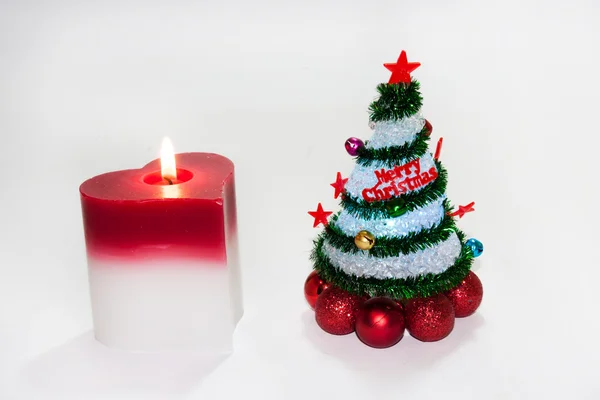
(445, 271, 483, 318)
(424, 119, 433, 136)
(304, 271, 330, 310)
(355, 297, 405, 348)
(315, 286, 364, 335)
(405, 294, 455, 342)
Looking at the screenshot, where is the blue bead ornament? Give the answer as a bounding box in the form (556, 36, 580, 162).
(465, 238, 483, 257)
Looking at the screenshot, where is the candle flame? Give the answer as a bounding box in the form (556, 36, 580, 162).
(160, 137, 177, 181)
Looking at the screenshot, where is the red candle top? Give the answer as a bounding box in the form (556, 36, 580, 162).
(80, 153, 236, 263)
(81, 153, 233, 201)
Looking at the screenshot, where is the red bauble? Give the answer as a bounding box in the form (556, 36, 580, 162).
(315, 286, 364, 335)
(355, 297, 405, 348)
(304, 271, 330, 310)
(445, 271, 483, 318)
(424, 119, 433, 136)
(405, 294, 455, 342)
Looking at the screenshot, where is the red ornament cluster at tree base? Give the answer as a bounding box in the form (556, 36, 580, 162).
(304, 271, 330, 310)
(307, 279, 483, 347)
(404, 294, 455, 342)
(356, 297, 405, 348)
(445, 271, 483, 317)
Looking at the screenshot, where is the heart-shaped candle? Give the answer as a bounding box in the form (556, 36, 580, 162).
(80, 139, 242, 353)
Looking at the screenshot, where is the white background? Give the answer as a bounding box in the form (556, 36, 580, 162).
(1, 0, 599, 399)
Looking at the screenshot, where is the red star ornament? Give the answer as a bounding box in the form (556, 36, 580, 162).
(448, 202, 475, 219)
(384, 51, 421, 84)
(330, 172, 348, 199)
(308, 203, 333, 228)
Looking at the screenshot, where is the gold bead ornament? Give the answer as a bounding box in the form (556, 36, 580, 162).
(354, 230, 376, 250)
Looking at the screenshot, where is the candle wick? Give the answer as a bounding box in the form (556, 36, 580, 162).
(165, 177, 173, 185)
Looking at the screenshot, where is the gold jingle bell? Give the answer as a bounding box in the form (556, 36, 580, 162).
(354, 230, 375, 250)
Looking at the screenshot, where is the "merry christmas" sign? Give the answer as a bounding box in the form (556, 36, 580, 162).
(362, 158, 438, 202)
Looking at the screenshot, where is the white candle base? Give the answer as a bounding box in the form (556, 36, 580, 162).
(88, 259, 242, 353)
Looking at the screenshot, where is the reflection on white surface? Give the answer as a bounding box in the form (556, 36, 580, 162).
(300, 309, 485, 377)
(15, 331, 228, 400)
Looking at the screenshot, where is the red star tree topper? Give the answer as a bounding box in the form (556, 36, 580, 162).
(308, 203, 333, 227)
(448, 202, 475, 219)
(330, 172, 348, 199)
(384, 50, 421, 84)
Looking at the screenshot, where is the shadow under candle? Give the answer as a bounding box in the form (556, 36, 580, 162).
(15, 331, 229, 400)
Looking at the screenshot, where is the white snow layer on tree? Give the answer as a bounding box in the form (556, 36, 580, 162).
(322, 232, 461, 280)
(333, 196, 446, 237)
(367, 112, 425, 149)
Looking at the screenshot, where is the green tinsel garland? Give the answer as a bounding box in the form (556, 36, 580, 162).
(324, 201, 457, 257)
(368, 80, 423, 122)
(356, 126, 430, 168)
(310, 229, 473, 299)
(340, 160, 448, 220)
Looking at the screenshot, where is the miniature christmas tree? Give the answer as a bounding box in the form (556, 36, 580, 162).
(305, 51, 484, 348)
